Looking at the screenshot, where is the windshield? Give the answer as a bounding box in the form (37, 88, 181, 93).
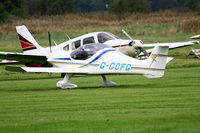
(71, 43, 111, 60)
(97, 33, 120, 43)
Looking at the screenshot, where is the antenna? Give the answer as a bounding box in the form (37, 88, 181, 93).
(66, 33, 71, 40)
(52, 39, 57, 46)
(65, 33, 73, 50)
(48, 32, 52, 53)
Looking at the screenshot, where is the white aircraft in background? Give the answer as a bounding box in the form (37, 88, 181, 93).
(191, 34, 200, 39)
(6, 43, 170, 89)
(0, 25, 199, 67)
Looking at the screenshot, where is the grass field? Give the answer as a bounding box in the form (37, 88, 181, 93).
(0, 66, 200, 133)
(0, 12, 200, 133)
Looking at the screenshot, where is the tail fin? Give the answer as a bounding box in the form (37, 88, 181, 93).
(16, 25, 42, 52)
(144, 46, 169, 78)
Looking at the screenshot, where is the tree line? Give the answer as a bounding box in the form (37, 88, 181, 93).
(0, 0, 200, 22)
(112, 0, 200, 13)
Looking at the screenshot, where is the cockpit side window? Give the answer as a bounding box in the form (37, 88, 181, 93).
(83, 37, 95, 45)
(73, 40, 81, 49)
(64, 40, 81, 51)
(63, 44, 69, 51)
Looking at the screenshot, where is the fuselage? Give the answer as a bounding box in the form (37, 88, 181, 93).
(25, 32, 142, 57)
(46, 43, 167, 78)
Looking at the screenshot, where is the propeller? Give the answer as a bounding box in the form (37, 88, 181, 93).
(122, 29, 149, 56)
(48, 31, 52, 53)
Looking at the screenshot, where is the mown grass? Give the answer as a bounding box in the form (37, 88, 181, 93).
(0, 66, 200, 133)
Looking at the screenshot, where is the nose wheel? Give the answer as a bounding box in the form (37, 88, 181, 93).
(56, 74, 77, 89)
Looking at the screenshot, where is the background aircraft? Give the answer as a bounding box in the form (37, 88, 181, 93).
(0, 25, 199, 67)
(191, 34, 200, 39)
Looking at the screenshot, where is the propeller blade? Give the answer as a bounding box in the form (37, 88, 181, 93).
(122, 29, 134, 40)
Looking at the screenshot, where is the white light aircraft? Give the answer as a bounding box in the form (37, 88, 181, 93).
(6, 43, 170, 89)
(0, 25, 199, 67)
(191, 34, 200, 39)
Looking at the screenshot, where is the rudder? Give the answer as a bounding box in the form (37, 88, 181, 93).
(16, 25, 42, 52)
(144, 46, 169, 78)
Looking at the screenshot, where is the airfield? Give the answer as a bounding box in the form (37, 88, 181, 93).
(0, 12, 200, 133)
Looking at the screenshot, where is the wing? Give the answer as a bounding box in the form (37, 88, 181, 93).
(0, 52, 47, 64)
(136, 41, 199, 48)
(139, 41, 199, 54)
(5, 65, 88, 74)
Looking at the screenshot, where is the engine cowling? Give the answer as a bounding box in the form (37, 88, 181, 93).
(117, 46, 141, 58)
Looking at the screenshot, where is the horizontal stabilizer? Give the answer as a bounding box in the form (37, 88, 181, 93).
(0, 52, 47, 64)
(166, 57, 174, 64)
(0, 60, 19, 65)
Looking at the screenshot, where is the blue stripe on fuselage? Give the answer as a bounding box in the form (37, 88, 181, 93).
(54, 58, 71, 61)
(80, 49, 116, 68)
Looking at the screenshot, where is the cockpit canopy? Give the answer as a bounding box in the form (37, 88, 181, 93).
(63, 32, 120, 51)
(71, 43, 111, 60)
(97, 32, 120, 43)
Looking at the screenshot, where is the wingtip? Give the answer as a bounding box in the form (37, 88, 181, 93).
(189, 41, 199, 44)
(190, 35, 200, 39)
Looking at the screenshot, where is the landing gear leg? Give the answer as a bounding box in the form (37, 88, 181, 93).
(101, 75, 117, 87)
(56, 74, 77, 89)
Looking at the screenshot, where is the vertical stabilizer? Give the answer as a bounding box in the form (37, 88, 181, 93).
(144, 46, 169, 78)
(16, 25, 42, 52)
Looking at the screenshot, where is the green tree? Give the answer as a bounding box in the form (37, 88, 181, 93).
(49, 0, 73, 14)
(24, 0, 73, 16)
(186, 0, 198, 11)
(148, 0, 178, 11)
(73, 0, 114, 12)
(112, 0, 149, 14)
(0, 0, 25, 21)
(0, 3, 6, 22)
(112, 0, 126, 14)
(126, 0, 149, 12)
